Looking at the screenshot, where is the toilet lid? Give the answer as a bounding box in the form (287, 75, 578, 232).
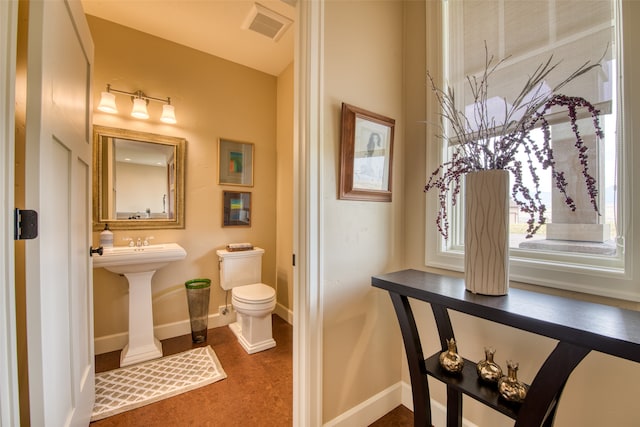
(232, 283, 275, 303)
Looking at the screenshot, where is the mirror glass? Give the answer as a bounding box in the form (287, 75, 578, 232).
(93, 125, 186, 230)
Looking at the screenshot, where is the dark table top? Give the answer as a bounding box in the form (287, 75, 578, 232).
(372, 269, 640, 363)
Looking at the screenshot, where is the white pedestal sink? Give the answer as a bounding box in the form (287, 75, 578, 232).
(92, 243, 187, 366)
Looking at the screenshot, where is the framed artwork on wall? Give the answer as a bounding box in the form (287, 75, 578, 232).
(223, 191, 251, 227)
(218, 138, 254, 186)
(339, 103, 395, 202)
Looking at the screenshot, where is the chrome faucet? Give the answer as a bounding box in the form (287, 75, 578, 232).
(136, 237, 142, 247)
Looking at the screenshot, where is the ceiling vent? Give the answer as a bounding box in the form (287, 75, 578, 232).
(242, 3, 293, 42)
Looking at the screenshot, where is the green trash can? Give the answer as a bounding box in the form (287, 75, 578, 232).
(185, 278, 211, 343)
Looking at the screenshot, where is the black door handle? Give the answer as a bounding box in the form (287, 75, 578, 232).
(90, 246, 103, 257)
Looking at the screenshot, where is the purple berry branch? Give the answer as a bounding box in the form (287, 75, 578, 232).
(425, 45, 605, 239)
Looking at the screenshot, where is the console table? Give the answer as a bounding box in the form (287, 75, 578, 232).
(371, 269, 640, 427)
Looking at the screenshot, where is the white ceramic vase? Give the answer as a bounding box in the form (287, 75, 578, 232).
(464, 169, 509, 295)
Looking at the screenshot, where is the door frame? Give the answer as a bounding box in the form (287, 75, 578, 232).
(0, 0, 20, 425)
(293, 0, 324, 425)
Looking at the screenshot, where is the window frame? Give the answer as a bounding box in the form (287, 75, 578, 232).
(424, 0, 640, 301)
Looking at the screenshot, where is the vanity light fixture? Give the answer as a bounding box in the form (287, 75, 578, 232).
(97, 90, 117, 113)
(98, 84, 177, 124)
(131, 97, 149, 119)
(160, 104, 177, 124)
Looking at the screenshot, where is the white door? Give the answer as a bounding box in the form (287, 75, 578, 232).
(24, 1, 95, 425)
(1, 0, 19, 425)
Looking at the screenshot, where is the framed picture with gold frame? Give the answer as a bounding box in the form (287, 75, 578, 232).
(339, 103, 395, 202)
(223, 191, 251, 227)
(218, 138, 254, 186)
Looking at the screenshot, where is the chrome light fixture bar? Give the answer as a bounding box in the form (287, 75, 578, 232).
(98, 84, 177, 124)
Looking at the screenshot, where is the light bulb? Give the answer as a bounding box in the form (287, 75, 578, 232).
(161, 104, 177, 124)
(97, 92, 117, 114)
(131, 98, 149, 119)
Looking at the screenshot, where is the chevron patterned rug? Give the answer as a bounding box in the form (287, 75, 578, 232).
(91, 345, 226, 421)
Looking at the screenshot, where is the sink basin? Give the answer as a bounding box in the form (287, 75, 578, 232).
(92, 242, 187, 366)
(93, 243, 186, 274)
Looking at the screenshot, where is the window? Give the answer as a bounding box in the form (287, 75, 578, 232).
(425, 0, 640, 300)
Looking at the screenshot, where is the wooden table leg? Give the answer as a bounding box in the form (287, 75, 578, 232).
(515, 342, 590, 427)
(390, 293, 432, 427)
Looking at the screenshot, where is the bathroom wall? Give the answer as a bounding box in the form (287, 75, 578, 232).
(321, 0, 405, 421)
(88, 16, 291, 350)
(276, 62, 294, 322)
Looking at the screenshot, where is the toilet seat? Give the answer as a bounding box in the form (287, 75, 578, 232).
(232, 283, 275, 304)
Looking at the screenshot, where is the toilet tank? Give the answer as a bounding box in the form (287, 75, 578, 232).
(216, 247, 264, 290)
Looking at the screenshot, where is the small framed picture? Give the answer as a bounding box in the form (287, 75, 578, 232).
(218, 138, 254, 186)
(339, 103, 395, 202)
(223, 191, 251, 227)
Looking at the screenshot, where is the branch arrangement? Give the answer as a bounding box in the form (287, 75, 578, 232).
(425, 47, 604, 239)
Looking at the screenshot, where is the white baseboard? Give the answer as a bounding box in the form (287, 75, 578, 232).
(94, 305, 293, 355)
(274, 302, 293, 325)
(94, 310, 237, 355)
(401, 380, 413, 410)
(402, 381, 479, 427)
(324, 381, 478, 427)
(323, 383, 404, 427)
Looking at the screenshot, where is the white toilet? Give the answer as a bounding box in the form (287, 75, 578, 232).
(216, 247, 276, 354)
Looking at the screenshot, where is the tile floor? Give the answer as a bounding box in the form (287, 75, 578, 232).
(92, 315, 412, 426)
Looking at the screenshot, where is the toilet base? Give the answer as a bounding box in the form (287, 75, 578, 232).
(229, 320, 276, 354)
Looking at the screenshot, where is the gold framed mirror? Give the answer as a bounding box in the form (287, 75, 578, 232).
(93, 125, 186, 230)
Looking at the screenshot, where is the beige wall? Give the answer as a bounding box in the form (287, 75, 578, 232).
(401, 2, 640, 426)
(88, 16, 291, 343)
(322, 0, 405, 421)
(276, 62, 294, 319)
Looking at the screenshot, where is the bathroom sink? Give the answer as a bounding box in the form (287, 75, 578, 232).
(92, 242, 187, 366)
(92, 243, 187, 274)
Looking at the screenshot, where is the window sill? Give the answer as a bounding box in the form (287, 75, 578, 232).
(518, 238, 617, 256)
